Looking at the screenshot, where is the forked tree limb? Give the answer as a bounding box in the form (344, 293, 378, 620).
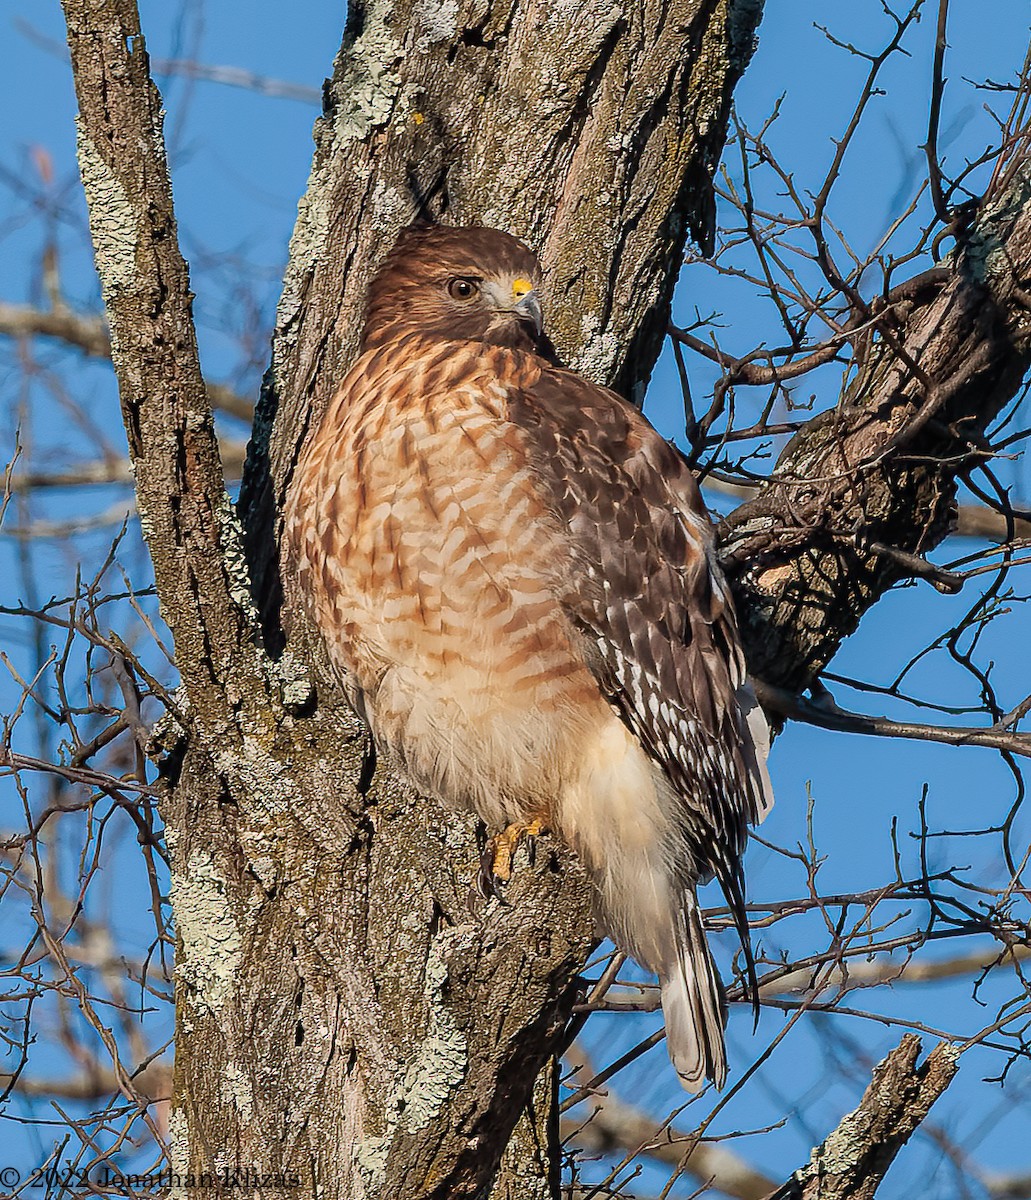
(720, 162, 1031, 693)
(564, 1037, 960, 1200)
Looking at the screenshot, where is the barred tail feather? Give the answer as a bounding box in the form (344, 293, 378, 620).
(661, 894, 728, 1092)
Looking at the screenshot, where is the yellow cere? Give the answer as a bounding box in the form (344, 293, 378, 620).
(512, 278, 533, 299)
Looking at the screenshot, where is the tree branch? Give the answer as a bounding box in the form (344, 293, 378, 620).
(765, 1035, 959, 1200)
(565, 1093, 775, 1200)
(766, 944, 1031, 999)
(0, 299, 256, 422)
(754, 679, 1031, 759)
(0, 299, 110, 356)
(6, 441, 246, 494)
(705, 478, 1031, 547)
(955, 502, 1031, 542)
(61, 0, 261, 721)
(719, 159, 1031, 692)
(985, 1169, 1031, 1200)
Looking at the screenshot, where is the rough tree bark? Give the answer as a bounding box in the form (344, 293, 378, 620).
(765, 1036, 959, 1200)
(62, 0, 763, 1197)
(60, 0, 1030, 1196)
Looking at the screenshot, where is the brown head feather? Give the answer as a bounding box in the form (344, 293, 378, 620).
(362, 224, 557, 359)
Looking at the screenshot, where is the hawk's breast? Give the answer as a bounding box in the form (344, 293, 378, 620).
(286, 337, 614, 826)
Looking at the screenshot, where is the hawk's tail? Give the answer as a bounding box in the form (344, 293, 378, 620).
(661, 893, 728, 1092)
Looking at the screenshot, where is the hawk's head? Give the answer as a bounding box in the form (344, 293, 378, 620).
(361, 224, 556, 359)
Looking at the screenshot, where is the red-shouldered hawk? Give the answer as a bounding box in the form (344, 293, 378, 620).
(284, 224, 773, 1091)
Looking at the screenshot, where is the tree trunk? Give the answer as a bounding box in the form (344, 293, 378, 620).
(62, 0, 764, 1196)
(61, 0, 1031, 1191)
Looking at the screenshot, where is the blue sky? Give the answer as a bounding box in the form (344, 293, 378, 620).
(1, 2, 1030, 1196)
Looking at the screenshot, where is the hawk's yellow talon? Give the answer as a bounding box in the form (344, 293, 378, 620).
(481, 817, 547, 893)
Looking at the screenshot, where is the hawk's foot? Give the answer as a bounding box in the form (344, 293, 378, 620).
(476, 817, 547, 900)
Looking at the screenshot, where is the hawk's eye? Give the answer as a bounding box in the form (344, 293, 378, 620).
(447, 277, 478, 302)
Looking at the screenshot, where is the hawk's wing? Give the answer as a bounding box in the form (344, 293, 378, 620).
(509, 364, 772, 980)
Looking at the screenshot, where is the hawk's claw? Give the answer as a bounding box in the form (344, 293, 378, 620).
(475, 840, 510, 903)
(474, 817, 547, 901)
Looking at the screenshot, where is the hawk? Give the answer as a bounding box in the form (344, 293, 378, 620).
(284, 224, 773, 1091)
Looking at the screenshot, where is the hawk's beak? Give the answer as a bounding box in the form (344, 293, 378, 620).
(483, 278, 544, 336)
(512, 289, 543, 336)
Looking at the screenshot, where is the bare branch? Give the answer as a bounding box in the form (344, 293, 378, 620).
(14, 14, 321, 105)
(0, 299, 110, 356)
(0, 1061, 170, 1102)
(754, 679, 1031, 759)
(985, 1169, 1031, 1200)
(8, 440, 247, 492)
(151, 59, 321, 105)
(565, 1091, 776, 1200)
(62, 0, 263, 717)
(765, 1036, 959, 1200)
(0, 746, 159, 798)
(0, 299, 256, 422)
(955, 502, 1031, 542)
(767, 944, 1031, 999)
(720, 157, 1031, 692)
(706, 478, 1031, 547)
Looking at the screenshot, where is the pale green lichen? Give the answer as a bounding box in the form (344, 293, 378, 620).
(548, 0, 620, 31)
(800, 1041, 959, 1181)
(171, 850, 242, 1016)
(147, 698, 188, 772)
(213, 735, 296, 823)
(277, 163, 335, 342)
(167, 1108, 190, 1200)
(352, 930, 470, 1182)
(222, 1062, 254, 1122)
(399, 935, 468, 1131)
(412, 0, 459, 47)
(333, 0, 405, 145)
(806, 1105, 874, 1177)
(247, 855, 280, 898)
(276, 0, 405, 343)
(370, 177, 409, 229)
(966, 161, 1031, 286)
(352, 1135, 390, 1190)
(74, 119, 137, 316)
